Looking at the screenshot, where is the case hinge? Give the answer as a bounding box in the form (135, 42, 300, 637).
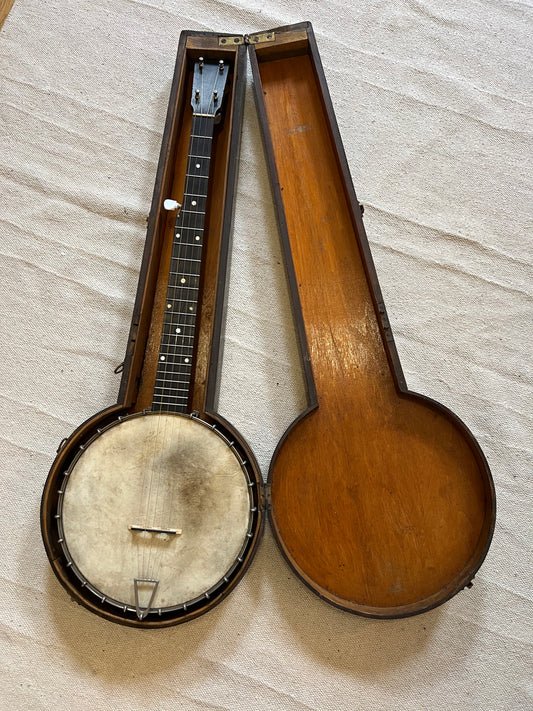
(218, 32, 275, 47)
(246, 32, 275, 45)
(264, 483, 272, 512)
(218, 35, 245, 46)
(377, 301, 394, 343)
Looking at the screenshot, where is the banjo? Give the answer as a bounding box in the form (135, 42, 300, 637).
(41, 57, 262, 627)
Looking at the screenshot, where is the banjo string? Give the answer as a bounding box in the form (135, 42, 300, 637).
(142, 104, 201, 584)
(142, 71, 219, 596)
(149, 103, 214, 583)
(146, 95, 212, 584)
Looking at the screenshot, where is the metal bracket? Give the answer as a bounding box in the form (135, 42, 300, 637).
(56, 437, 68, 454)
(218, 32, 275, 47)
(246, 32, 276, 44)
(264, 483, 272, 512)
(377, 302, 394, 343)
(218, 35, 245, 46)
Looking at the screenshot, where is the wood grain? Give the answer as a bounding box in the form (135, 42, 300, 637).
(258, 48, 495, 616)
(0, 0, 14, 31)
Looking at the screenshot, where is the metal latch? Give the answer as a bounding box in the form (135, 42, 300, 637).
(218, 32, 275, 47)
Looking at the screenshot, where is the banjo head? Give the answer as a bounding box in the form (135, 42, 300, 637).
(54, 412, 258, 623)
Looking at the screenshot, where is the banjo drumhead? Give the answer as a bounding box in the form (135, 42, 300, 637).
(59, 413, 251, 615)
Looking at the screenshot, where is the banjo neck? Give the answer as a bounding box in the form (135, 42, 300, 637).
(153, 61, 227, 413)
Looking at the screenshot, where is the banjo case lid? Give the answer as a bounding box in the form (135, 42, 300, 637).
(248, 22, 495, 619)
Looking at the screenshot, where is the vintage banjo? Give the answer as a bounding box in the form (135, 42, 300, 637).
(41, 54, 263, 627)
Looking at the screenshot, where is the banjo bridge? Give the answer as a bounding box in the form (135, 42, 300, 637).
(128, 525, 182, 537)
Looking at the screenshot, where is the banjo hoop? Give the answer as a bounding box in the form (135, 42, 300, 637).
(55, 411, 259, 623)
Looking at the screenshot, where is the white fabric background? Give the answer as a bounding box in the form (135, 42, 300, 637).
(1, 1, 531, 709)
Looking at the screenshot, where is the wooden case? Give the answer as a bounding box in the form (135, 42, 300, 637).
(41, 31, 264, 627)
(249, 22, 496, 618)
(42, 24, 495, 626)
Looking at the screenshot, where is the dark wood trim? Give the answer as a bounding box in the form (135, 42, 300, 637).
(117, 32, 188, 406)
(249, 29, 318, 412)
(204, 42, 248, 413)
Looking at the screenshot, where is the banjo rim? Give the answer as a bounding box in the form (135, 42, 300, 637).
(41, 408, 264, 628)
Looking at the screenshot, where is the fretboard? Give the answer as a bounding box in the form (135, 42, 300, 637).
(152, 115, 216, 413)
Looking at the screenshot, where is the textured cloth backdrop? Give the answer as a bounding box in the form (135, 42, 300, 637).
(1, 1, 531, 709)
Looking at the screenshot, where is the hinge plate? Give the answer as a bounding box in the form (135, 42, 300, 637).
(247, 32, 275, 44)
(218, 35, 245, 46)
(264, 483, 272, 511)
(218, 32, 276, 47)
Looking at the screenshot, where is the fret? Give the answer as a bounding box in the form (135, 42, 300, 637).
(164, 333, 194, 348)
(158, 335, 194, 344)
(161, 331, 195, 340)
(167, 273, 200, 281)
(152, 396, 188, 405)
(160, 360, 193, 367)
(154, 376, 192, 385)
(174, 235, 203, 245)
(158, 339, 194, 348)
(164, 323, 195, 338)
(160, 323, 196, 330)
(160, 329, 195, 336)
(164, 297, 198, 305)
(170, 255, 202, 263)
(167, 310, 196, 318)
(160, 343, 193, 355)
(169, 260, 201, 268)
(154, 385, 190, 393)
(155, 362, 195, 372)
(168, 271, 200, 278)
(167, 285, 200, 293)
(166, 285, 199, 293)
(161, 337, 195, 345)
(153, 396, 188, 403)
(155, 373, 189, 386)
(172, 245, 203, 253)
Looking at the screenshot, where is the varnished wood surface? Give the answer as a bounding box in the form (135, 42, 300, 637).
(258, 48, 494, 616)
(0, 0, 15, 31)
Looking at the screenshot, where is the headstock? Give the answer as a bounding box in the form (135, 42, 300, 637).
(191, 57, 230, 117)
